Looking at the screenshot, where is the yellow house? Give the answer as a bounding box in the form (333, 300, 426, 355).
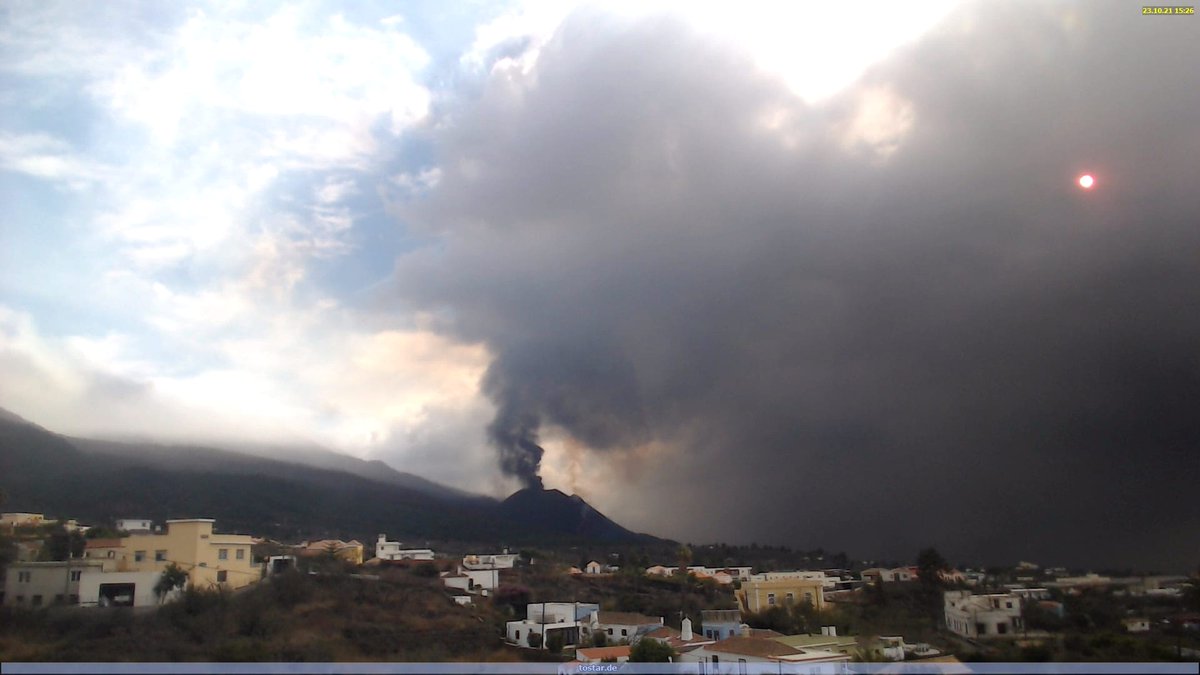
(297, 539, 364, 565)
(737, 578, 826, 613)
(110, 519, 260, 590)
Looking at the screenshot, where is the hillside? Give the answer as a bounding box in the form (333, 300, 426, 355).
(0, 410, 662, 546)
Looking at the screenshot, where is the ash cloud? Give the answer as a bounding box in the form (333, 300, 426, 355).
(392, 3, 1200, 569)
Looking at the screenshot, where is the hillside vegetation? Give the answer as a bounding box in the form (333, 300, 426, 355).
(0, 570, 511, 662)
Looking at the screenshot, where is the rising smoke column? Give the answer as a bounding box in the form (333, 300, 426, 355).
(483, 364, 546, 490)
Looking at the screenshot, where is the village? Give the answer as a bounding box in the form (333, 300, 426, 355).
(2, 511, 1197, 665)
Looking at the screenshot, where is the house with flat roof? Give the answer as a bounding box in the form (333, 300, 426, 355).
(115, 519, 153, 533)
(374, 534, 434, 562)
(117, 519, 260, 590)
(2, 560, 105, 607)
(591, 610, 664, 643)
(736, 576, 826, 613)
(505, 602, 600, 650)
(944, 590, 1024, 639)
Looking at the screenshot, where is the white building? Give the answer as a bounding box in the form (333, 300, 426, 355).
(78, 569, 174, 607)
(374, 534, 434, 561)
(3, 560, 106, 607)
(505, 602, 600, 649)
(750, 570, 836, 589)
(591, 610, 663, 643)
(462, 553, 516, 570)
(442, 567, 500, 593)
(115, 519, 153, 533)
(944, 590, 1024, 639)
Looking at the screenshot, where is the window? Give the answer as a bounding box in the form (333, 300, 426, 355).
(1005, 601, 1013, 609)
(217, 570, 228, 582)
(69, 594, 78, 604)
(236, 548, 245, 560)
(32, 595, 43, 607)
(107, 551, 115, 558)
(621, 629, 628, 636)
(218, 548, 228, 560)
(804, 592, 814, 604)
(767, 593, 776, 606)
(15, 595, 23, 604)
(156, 550, 167, 562)
(18, 571, 31, 583)
(607, 628, 614, 636)
(997, 623, 1008, 634)
(134, 550, 146, 562)
(70, 570, 82, 581)
(54, 594, 64, 604)
(786, 592, 795, 603)
(515, 630, 521, 640)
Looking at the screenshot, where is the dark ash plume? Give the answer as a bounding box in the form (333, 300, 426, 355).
(486, 396, 545, 490)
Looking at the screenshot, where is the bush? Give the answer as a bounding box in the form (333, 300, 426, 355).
(412, 562, 440, 578)
(630, 638, 676, 662)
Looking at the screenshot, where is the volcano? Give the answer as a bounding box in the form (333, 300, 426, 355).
(499, 488, 657, 543)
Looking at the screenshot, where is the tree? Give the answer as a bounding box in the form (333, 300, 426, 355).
(154, 563, 189, 603)
(916, 547, 949, 586)
(546, 631, 565, 654)
(916, 547, 949, 625)
(676, 545, 693, 576)
(41, 525, 85, 561)
(630, 638, 676, 662)
(526, 632, 542, 649)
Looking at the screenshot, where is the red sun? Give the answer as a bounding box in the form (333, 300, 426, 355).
(1078, 174, 1095, 189)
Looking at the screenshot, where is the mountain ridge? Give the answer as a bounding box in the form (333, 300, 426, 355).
(0, 407, 663, 546)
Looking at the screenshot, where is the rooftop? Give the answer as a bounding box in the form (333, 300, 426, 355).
(596, 611, 663, 626)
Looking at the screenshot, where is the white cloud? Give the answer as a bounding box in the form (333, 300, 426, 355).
(0, 132, 109, 188)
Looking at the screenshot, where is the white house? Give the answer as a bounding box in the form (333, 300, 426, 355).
(462, 553, 516, 570)
(584, 560, 604, 574)
(115, 519, 153, 533)
(78, 569, 174, 607)
(750, 570, 837, 589)
(944, 590, 1024, 639)
(645, 565, 676, 577)
(374, 534, 434, 561)
(505, 602, 600, 649)
(590, 610, 663, 643)
(442, 567, 500, 593)
(3, 560, 106, 607)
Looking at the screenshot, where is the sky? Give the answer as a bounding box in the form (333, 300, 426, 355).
(1, 1, 1197, 571)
